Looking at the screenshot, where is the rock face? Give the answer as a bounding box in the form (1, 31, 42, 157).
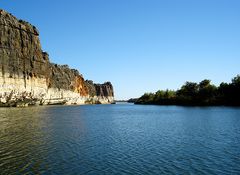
(0, 9, 114, 107)
(85, 80, 114, 104)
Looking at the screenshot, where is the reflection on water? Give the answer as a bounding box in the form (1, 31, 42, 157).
(0, 104, 240, 174)
(0, 107, 51, 174)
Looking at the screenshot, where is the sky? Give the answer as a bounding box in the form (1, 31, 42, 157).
(1, 0, 240, 100)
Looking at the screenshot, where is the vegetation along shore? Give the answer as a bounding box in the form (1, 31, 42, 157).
(135, 75, 240, 106)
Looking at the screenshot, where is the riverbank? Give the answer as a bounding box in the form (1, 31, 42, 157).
(135, 75, 240, 106)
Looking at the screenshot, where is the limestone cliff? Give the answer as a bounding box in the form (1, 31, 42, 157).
(0, 9, 114, 107)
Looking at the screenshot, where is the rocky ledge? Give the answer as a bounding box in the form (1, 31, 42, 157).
(0, 9, 114, 107)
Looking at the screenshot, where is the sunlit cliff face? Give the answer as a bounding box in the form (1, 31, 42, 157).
(0, 9, 114, 107)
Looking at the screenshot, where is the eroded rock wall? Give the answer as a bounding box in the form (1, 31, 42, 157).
(0, 9, 114, 106)
(85, 80, 114, 104)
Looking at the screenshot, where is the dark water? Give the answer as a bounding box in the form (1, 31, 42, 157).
(0, 104, 240, 175)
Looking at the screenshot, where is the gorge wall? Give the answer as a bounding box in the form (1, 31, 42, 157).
(0, 9, 114, 107)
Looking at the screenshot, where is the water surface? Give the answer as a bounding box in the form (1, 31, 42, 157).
(0, 104, 240, 174)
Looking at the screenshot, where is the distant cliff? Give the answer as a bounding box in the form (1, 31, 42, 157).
(0, 9, 114, 107)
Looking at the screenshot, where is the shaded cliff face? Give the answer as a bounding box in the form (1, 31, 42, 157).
(84, 80, 114, 104)
(48, 63, 89, 96)
(85, 80, 114, 97)
(0, 10, 48, 80)
(0, 9, 114, 106)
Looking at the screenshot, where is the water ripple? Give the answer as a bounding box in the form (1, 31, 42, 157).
(0, 105, 240, 174)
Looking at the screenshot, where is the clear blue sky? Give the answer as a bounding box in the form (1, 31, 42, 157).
(2, 0, 240, 99)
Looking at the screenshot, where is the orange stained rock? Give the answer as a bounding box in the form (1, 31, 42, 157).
(74, 76, 89, 96)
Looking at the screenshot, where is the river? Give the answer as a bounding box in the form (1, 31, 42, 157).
(0, 103, 240, 174)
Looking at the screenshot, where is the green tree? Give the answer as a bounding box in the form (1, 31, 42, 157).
(135, 75, 240, 106)
(230, 75, 240, 105)
(198, 80, 217, 104)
